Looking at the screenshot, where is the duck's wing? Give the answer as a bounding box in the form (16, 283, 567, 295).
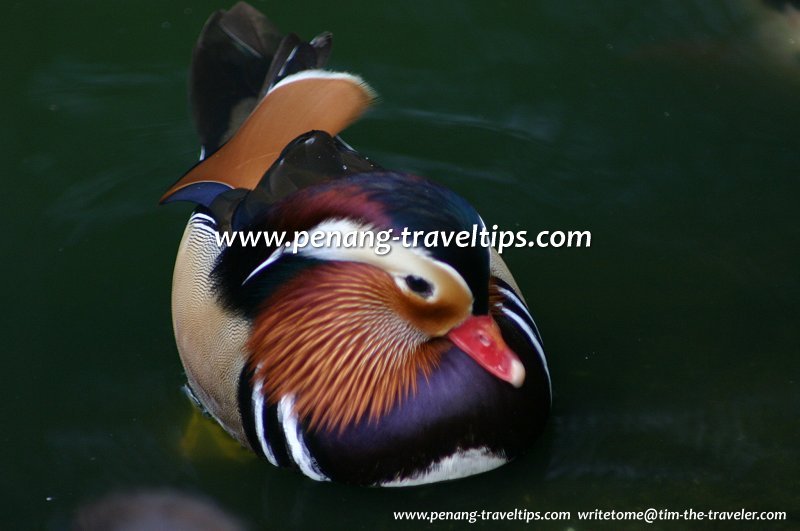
(260, 131, 380, 201)
(162, 3, 374, 207)
(225, 130, 381, 232)
(161, 71, 374, 204)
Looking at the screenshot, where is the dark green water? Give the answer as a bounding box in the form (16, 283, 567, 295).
(4, 0, 799, 529)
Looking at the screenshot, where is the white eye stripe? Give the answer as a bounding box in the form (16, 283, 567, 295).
(238, 218, 363, 286)
(279, 217, 473, 303)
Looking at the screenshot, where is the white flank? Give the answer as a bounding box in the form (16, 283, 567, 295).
(380, 447, 507, 487)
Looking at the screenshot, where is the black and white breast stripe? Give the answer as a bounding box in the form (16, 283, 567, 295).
(239, 366, 330, 482)
(251, 377, 278, 466)
(494, 279, 552, 399)
(276, 395, 328, 481)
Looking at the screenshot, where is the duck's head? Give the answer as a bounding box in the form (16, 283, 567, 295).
(214, 171, 525, 434)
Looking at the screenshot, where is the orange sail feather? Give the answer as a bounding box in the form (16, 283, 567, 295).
(161, 70, 375, 202)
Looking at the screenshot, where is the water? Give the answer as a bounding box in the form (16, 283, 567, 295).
(3, 0, 798, 528)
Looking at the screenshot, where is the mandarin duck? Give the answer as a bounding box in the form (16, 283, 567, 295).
(161, 2, 551, 486)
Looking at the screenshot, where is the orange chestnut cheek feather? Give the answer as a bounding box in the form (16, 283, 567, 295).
(246, 262, 446, 433)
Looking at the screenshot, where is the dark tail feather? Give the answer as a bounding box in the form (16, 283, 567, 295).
(261, 32, 333, 96)
(190, 2, 281, 156)
(189, 2, 334, 158)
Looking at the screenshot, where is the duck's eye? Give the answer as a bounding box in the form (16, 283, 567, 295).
(404, 275, 433, 298)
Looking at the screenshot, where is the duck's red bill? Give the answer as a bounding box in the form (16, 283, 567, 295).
(447, 315, 526, 387)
